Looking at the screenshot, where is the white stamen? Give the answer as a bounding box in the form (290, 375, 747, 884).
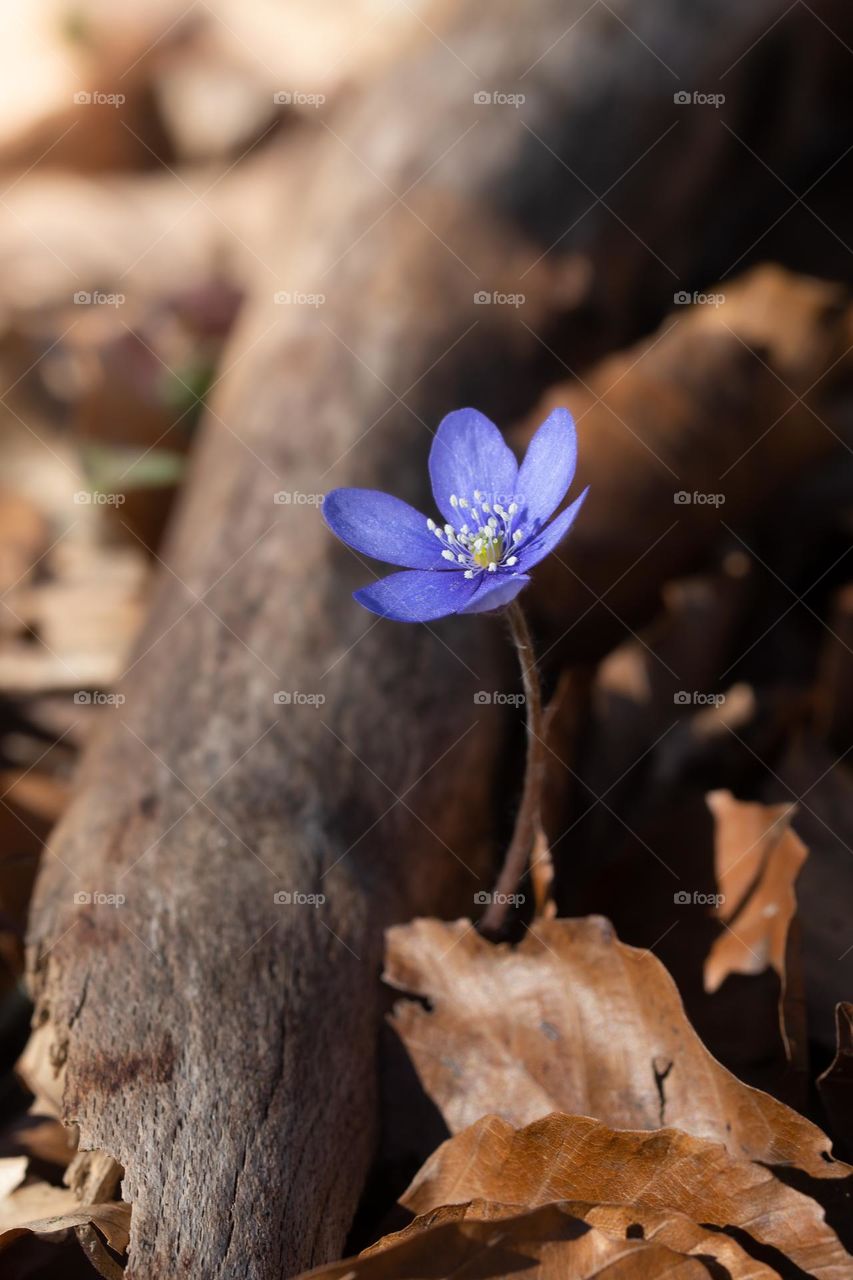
(421, 482, 525, 578)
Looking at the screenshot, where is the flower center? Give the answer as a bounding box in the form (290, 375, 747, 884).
(427, 491, 524, 577)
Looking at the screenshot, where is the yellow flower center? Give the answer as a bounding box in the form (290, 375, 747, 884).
(473, 535, 503, 569)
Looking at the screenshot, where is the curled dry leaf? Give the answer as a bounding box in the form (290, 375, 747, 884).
(704, 790, 808, 1065)
(818, 1004, 853, 1154)
(0, 1199, 131, 1256)
(403, 1114, 851, 1280)
(0, 1175, 129, 1280)
(0, 1125, 128, 1275)
(298, 1200, 711, 1280)
(704, 791, 807, 992)
(0, 1114, 77, 1169)
(385, 915, 843, 1177)
(363, 1199, 778, 1279)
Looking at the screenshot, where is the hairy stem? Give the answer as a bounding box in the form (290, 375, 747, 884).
(479, 599, 546, 934)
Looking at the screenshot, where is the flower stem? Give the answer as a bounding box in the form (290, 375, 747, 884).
(479, 600, 546, 935)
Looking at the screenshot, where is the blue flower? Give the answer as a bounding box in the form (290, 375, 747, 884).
(323, 407, 588, 622)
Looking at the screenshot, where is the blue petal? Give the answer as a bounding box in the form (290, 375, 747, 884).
(516, 408, 578, 526)
(323, 488, 445, 569)
(428, 408, 519, 524)
(459, 572, 530, 614)
(515, 487, 589, 571)
(353, 569, 478, 621)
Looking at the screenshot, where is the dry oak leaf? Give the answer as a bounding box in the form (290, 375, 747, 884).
(385, 915, 845, 1177)
(704, 791, 807, 994)
(403, 1114, 851, 1280)
(298, 1200, 712, 1279)
(363, 1199, 778, 1279)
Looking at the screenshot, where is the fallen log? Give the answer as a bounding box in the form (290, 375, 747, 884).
(23, 0, 853, 1276)
(517, 264, 853, 662)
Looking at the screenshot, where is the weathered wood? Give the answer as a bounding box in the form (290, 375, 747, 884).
(24, 0, 853, 1276)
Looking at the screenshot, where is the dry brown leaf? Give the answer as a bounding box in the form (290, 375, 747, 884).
(64, 1150, 124, 1205)
(0, 1196, 130, 1255)
(0, 490, 49, 600)
(299, 1200, 711, 1279)
(704, 791, 807, 991)
(0, 1158, 27, 1201)
(385, 915, 844, 1177)
(819, 1004, 853, 1155)
(364, 1199, 779, 1279)
(0, 1114, 75, 1169)
(704, 791, 808, 1066)
(16, 1021, 66, 1118)
(0, 1172, 129, 1275)
(403, 1114, 850, 1280)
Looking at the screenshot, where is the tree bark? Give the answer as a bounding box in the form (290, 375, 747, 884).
(24, 0, 853, 1276)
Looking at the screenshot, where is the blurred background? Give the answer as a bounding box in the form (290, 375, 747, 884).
(0, 0, 851, 1274)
